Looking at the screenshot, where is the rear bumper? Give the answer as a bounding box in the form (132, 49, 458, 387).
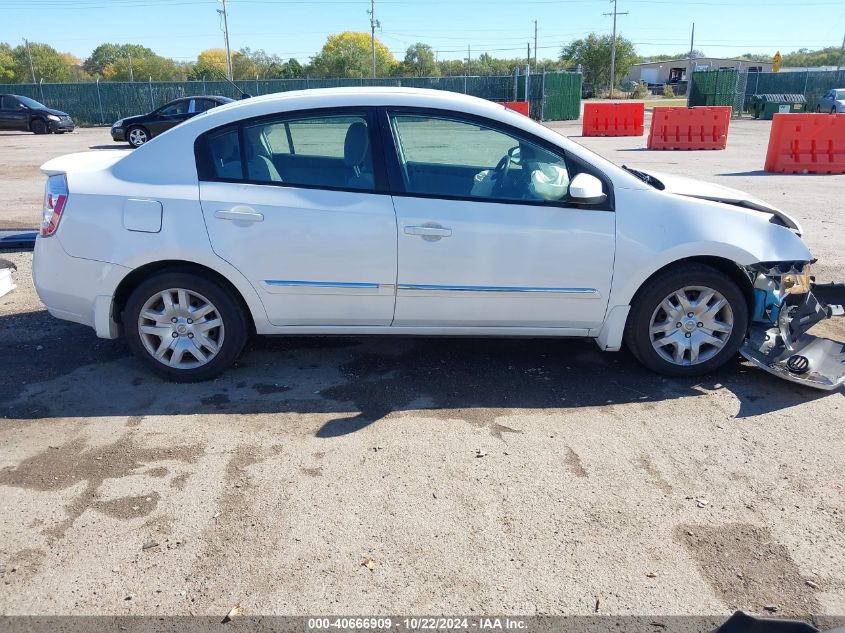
(741, 283, 845, 391)
(33, 235, 129, 338)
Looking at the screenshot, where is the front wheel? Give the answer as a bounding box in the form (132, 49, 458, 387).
(127, 126, 149, 148)
(31, 119, 48, 134)
(625, 264, 748, 377)
(123, 271, 248, 382)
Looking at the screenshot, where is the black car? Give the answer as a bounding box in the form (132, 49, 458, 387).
(111, 95, 234, 148)
(0, 94, 75, 134)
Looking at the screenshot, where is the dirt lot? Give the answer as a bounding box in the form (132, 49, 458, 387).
(0, 122, 844, 620)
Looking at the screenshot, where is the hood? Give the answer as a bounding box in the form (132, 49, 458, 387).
(39, 106, 69, 117)
(639, 169, 802, 234)
(114, 113, 146, 126)
(41, 150, 131, 176)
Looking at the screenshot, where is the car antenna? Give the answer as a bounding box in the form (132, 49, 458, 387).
(207, 65, 252, 100)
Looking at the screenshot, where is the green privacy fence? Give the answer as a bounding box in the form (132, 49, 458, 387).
(743, 69, 845, 111)
(4, 72, 581, 126)
(690, 69, 845, 113)
(688, 69, 741, 109)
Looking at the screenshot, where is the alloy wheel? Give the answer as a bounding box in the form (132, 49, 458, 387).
(648, 285, 734, 366)
(137, 288, 224, 369)
(129, 128, 148, 146)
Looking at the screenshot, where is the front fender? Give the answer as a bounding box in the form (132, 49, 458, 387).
(609, 189, 812, 308)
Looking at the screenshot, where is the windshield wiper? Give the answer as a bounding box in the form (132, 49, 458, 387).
(622, 165, 664, 190)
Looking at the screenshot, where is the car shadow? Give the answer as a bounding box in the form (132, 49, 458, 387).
(88, 144, 129, 150)
(0, 311, 837, 437)
(718, 171, 833, 177)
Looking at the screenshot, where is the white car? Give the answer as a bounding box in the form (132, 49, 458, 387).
(33, 88, 845, 388)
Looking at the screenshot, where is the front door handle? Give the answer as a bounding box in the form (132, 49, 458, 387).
(404, 224, 452, 239)
(215, 206, 264, 223)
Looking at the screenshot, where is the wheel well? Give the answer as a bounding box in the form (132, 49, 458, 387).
(113, 260, 255, 333)
(629, 256, 755, 313)
(30, 117, 46, 130)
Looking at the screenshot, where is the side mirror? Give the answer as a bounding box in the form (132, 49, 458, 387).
(568, 173, 607, 204)
(507, 146, 521, 166)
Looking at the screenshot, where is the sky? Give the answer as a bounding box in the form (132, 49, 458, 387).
(2, 0, 844, 64)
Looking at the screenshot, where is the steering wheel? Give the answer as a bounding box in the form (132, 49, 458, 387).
(491, 146, 518, 196)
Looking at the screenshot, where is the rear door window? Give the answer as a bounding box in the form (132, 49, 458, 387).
(199, 110, 382, 192)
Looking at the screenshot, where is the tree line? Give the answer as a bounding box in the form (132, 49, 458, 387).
(0, 32, 816, 86)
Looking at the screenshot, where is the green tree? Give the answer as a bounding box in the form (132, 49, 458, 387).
(83, 43, 156, 77)
(103, 54, 182, 81)
(561, 33, 637, 91)
(311, 32, 395, 78)
(781, 46, 843, 68)
(401, 43, 437, 77)
(12, 42, 77, 82)
(0, 43, 16, 83)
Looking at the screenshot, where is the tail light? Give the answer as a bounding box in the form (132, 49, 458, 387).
(41, 174, 68, 237)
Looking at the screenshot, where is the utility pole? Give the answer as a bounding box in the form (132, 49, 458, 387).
(467, 44, 471, 75)
(527, 43, 531, 69)
(534, 20, 538, 69)
(23, 38, 36, 83)
(687, 23, 695, 82)
(837, 31, 845, 73)
(218, 0, 233, 81)
(604, 0, 628, 98)
(369, 0, 380, 78)
(128, 52, 134, 82)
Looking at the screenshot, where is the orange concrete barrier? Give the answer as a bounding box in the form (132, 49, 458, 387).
(647, 106, 732, 150)
(498, 101, 530, 116)
(764, 113, 845, 174)
(582, 102, 645, 136)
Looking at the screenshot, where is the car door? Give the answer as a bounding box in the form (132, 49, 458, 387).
(0, 96, 29, 131)
(197, 107, 397, 326)
(149, 99, 190, 135)
(383, 108, 615, 330)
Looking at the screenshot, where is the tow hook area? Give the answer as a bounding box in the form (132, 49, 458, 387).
(740, 269, 845, 391)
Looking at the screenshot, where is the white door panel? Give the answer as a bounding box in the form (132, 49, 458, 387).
(393, 196, 615, 328)
(199, 181, 397, 326)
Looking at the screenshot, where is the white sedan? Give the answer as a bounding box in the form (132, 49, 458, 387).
(33, 88, 844, 388)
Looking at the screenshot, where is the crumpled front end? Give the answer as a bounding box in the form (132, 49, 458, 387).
(740, 262, 845, 390)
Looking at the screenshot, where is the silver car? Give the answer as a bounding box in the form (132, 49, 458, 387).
(816, 88, 845, 113)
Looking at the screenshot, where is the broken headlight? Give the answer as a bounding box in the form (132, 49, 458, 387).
(780, 265, 812, 295)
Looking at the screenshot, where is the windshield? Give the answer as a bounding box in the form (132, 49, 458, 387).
(16, 95, 46, 109)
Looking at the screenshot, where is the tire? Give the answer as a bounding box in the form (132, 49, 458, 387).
(123, 271, 248, 382)
(832, 107, 838, 115)
(31, 119, 48, 135)
(127, 126, 150, 148)
(625, 263, 748, 377)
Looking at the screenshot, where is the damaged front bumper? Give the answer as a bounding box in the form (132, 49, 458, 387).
(740, 264, 845, 391)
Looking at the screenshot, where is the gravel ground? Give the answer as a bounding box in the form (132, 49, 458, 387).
(0, 121, 843, 621)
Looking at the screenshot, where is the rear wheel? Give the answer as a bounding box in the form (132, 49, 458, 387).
(123, 271, 248, 382)
(625, 264, 748, 377)
(31, 119, 48, 134)
(127, 126, 149, 148)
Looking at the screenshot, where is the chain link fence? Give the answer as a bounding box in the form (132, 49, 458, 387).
(3, 72, 581, 126)
(690, 69, 845, 115)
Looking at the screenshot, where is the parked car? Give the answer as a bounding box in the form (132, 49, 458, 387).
(33, 88, 844, 387)
(815, 88, 845, 113)
(111, 95, 234, 148)
(0, 94, 74, 134)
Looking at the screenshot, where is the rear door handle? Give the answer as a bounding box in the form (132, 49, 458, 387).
(215, 206, 264, 223)
(404, 224, 452, 238)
